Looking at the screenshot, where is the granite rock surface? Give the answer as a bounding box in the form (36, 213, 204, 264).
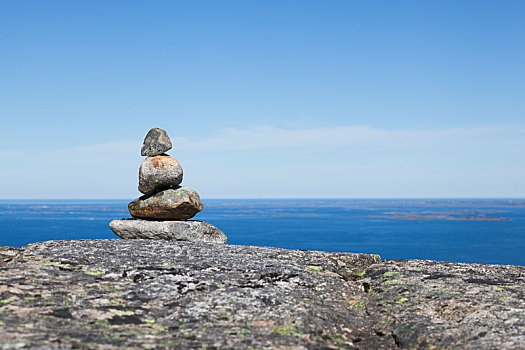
(109, 219, 227, 243)
(140, 128, 172, 157)
(128, 186, 203, 220)
(0, 240, 524, 349)
(138, 155, 183, 195)
(361, 259, 525, 349)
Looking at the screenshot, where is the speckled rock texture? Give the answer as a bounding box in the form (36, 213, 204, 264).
(109, 220, 227, 243)
(140, 128, 172, 157)
(138, 155, 183, 195)
(0, 240, 523, 349)
(128, 186, 203, 220)
(360, 259, 525, 349)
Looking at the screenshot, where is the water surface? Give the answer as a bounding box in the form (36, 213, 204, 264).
(0, 199, 523, 265)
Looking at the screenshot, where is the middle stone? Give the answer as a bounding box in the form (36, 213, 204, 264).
(129, 186, 204, 220)
(139, 155, 183, 195)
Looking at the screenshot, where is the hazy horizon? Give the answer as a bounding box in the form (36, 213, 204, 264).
(1, 197, 524, 201)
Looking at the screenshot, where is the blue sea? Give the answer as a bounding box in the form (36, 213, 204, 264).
(0, 199, 524, 266)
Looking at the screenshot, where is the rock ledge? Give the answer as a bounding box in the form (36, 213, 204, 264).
(0, 240, 523, 349)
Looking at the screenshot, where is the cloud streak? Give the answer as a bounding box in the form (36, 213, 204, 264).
(171, 124, 524, 152)
(3, 124, 524, 156)
(1, 124, 523, 198)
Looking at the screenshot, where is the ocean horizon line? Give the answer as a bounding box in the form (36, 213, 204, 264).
(1, 197, 524, 202)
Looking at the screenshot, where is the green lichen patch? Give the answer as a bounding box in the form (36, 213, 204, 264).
(306, 265, 323, 273)
(84, 270, 104, 276)
(383, 279, 402, 285)
(353, 270, 367, 278)
(89, 319, 109, 328)
(351, 299, 367, 310)
(317, 329, 347, 346)
(101, 283, 121, 293)
(110, 309, 135, 316)
(271, 326, 301, 337)
(382, 271, 399, 278)
(110, 299, 126, 306)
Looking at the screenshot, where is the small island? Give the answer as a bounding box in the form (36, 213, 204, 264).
(368, 213, 509, 221)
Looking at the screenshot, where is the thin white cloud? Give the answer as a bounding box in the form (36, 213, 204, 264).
(170, 124, 524, 152)
(0, 124, 523, 198)
(0, 150, 26, 157)
(1, 124, 523, 156)
(70, 140, 141, 153)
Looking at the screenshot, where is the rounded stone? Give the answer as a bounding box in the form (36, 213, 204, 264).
(109, 219, 227, 243)
(128, 186, 204, 220)
(141, 128, 172, 156)
(139, 155, 183, 195)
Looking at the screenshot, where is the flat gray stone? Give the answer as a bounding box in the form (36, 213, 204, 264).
(141, 128, 172, 156)
(138, 155, 183, 195)
(129, 186, 203, 220)
(109, 219, 227, 243)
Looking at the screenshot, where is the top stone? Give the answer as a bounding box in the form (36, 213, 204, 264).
(141, 128, 173, 156)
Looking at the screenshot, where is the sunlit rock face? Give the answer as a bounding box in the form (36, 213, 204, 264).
(128, 187, 203, 220)
(140, 128, 172, 156)
(138, 155, 183, 195)
(109, 220, 226, 243)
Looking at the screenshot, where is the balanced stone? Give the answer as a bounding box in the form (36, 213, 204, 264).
(129, 186, 203, 220)
(139, 155, 183, 195)
(109, 220, 227, 243)
(141, 128, 173, 156)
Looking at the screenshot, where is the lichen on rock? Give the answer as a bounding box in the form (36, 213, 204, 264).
(128, 186, 203, 220)
(0, 240, 523, 349)
(138, 155, 183, 195)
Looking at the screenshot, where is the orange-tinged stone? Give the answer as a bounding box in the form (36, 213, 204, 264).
(138, 155, 183, 195)
(129, 186, 203, 220)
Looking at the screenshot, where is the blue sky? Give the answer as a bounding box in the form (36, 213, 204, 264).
(1, 1, 524, 198)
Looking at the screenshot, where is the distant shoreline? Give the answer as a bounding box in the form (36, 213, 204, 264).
(368, 214, 508, 221)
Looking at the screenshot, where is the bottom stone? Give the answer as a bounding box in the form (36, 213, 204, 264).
(109, 219, 227, 244)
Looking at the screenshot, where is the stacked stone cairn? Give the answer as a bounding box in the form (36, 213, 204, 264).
(109, 128, 227, 243)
